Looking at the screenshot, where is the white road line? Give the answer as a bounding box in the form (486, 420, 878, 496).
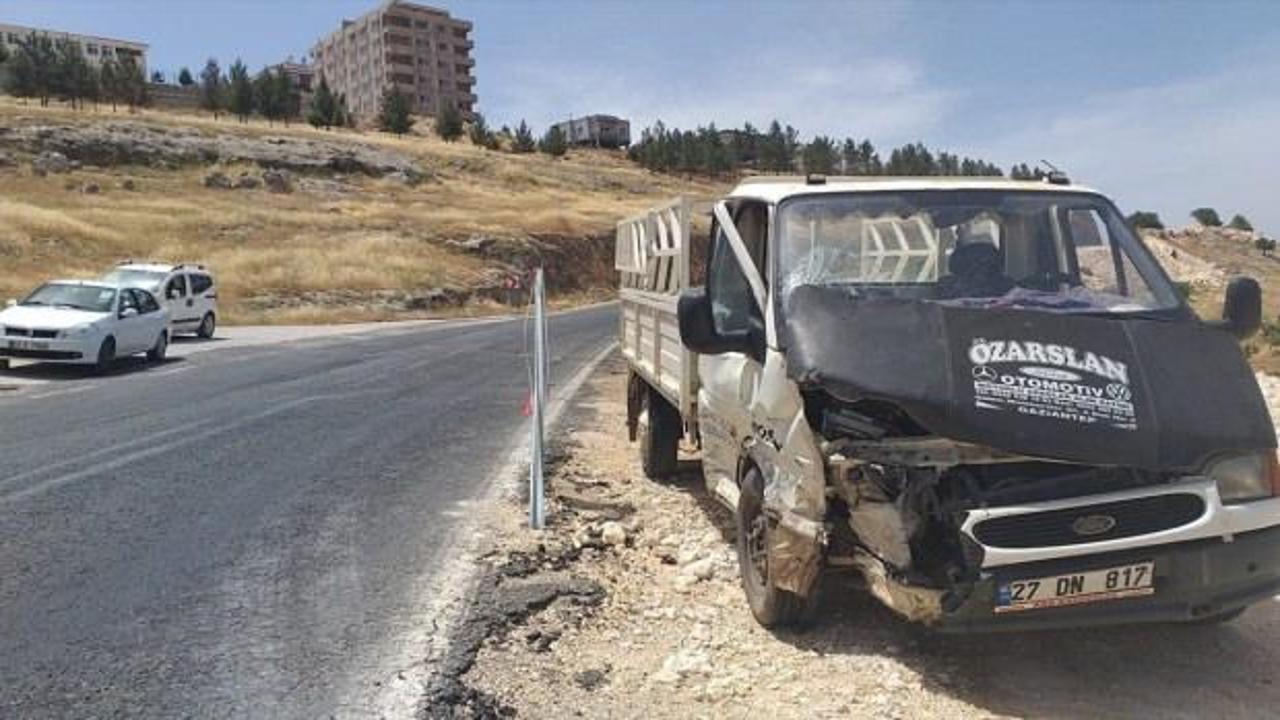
(0, 392, 361, 504)
(0, 416, 222, 494)
(24, 385, 97, 401)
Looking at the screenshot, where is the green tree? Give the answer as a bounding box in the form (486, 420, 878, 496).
(1229, 214, 1254, 232)
(177, 67, 194, 86)
(254, 68, 283, 126)
(539, 125, 568, 157)
(760, 120, 788, 172)
(378, 86, 416, 135)
(14, 33, 58, 106)
(512, 119, 536, 153)
(802, 135, 837, 175)
(227, 59, 254, 122)
(307, 75, 337, 129)
(52, 39, 94, 109)
(1128, 211, 1164, 230)
(118, 57, 148, 109)
(98, 58, 121, 111)
(150, 70, 165, 84)
(1191, 207, 1223, 227)
(468, 112, 497, 149)
(275, 70, 298, 125)
(433, 101, 462, 141)
(1254, 237, 1275, 257)
(199, 58, 224, 119)
(336, 92, 353, 128)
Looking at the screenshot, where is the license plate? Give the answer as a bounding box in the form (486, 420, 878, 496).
(995, 561, 1154, 613)
(7, 339, 49, 351)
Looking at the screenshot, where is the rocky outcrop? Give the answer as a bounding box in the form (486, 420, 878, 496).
(0, 121, 426, 178)
(262, 169, 293, 193)
(32, 151, 71, 175)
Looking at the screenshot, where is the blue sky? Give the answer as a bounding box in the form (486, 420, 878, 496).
(2, 0, 1279, 233)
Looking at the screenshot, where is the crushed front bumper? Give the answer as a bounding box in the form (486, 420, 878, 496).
(936, 524, 1280, 632)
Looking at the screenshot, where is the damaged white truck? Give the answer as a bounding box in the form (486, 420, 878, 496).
(618, 176, 1280, 631)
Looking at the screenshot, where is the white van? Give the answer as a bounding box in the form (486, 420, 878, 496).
(102, 262, 218, 338)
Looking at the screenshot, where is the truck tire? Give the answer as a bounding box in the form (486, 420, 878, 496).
(638, 385, 680, 481)
(736, 466, 819, 628)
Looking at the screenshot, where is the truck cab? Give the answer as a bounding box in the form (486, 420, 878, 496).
(622, 176, 1280, 631)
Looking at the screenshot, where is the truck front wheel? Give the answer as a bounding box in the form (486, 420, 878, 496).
(736, 466, 819, 628)
(638, 385, 680, 481)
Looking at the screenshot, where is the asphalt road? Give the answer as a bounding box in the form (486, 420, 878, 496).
(0, 304, 617, 718)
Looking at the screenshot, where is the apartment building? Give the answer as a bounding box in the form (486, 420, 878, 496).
(310, 1, 475, 121)
(0, 22, 147, 72)
(554, 115, 631, 149)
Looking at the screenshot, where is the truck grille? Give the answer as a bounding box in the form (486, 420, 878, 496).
(972, 493, 1206, 548)
(3, 328, 58, 339)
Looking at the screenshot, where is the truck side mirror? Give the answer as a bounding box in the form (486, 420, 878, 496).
(1221, 276, 1262, 339)
(678, 287, 756, 356)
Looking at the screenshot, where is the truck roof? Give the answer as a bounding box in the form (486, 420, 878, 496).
(727, 175, 1100, 204)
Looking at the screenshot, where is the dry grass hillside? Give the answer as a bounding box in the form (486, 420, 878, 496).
(0, 98, 724, 324)
(1142, 226, 1280, 371)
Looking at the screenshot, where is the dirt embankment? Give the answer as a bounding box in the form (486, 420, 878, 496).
(430, 355, 1280, 719)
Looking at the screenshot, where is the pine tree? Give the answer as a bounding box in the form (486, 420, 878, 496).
(254, 68, 282, 126)
(539, 125, 568, 157)
(275, 69, 297, 125)
(1228, 214, 1254, 232)
(468, 112, 498, 149)
(379, 86, 416, 135)
(15, 33, 58, 106)
(98, 58, 120, 111)
(150, 70, 165, 84)
(199, 58, 224, 119)
(119, 57, 148, 109)
(761, 121, 787, 172)
(227, 59, 254, 123)
(53, 39, 93, 109)
(177, 67, 194, 86)
(802, 136, 837, 175)
(307, 75, 337, 129)
(433, 101, 461, 140)
(336, 93, 352, 129)
(512, 120, 536, 153)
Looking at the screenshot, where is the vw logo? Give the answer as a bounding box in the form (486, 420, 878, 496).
(972, 365, 998, 381)
(1071, 514, 1117, 537)
(1106, 383, 1132, 401)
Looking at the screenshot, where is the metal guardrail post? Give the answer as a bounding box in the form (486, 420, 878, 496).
(529, 267, 547, 529)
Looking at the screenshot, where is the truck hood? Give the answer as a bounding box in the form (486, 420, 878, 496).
(0, 305, 109, 330)
(780, 285, 1276, 472)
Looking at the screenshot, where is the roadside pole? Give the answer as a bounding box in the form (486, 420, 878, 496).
(529, 268, 547, 529)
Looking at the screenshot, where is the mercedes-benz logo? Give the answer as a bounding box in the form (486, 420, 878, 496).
(972, 365, 998, 381)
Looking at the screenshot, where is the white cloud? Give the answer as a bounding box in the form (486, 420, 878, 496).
(982, 45, 1280, 234)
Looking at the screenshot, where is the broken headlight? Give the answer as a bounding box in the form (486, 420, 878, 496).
(1206, 452, 1279, 503)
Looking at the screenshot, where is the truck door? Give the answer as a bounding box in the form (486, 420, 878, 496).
(698, 201, 769, 496)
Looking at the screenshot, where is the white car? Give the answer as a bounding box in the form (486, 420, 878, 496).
(0, 281, 170, 373)
(102, 262, 218, 338)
